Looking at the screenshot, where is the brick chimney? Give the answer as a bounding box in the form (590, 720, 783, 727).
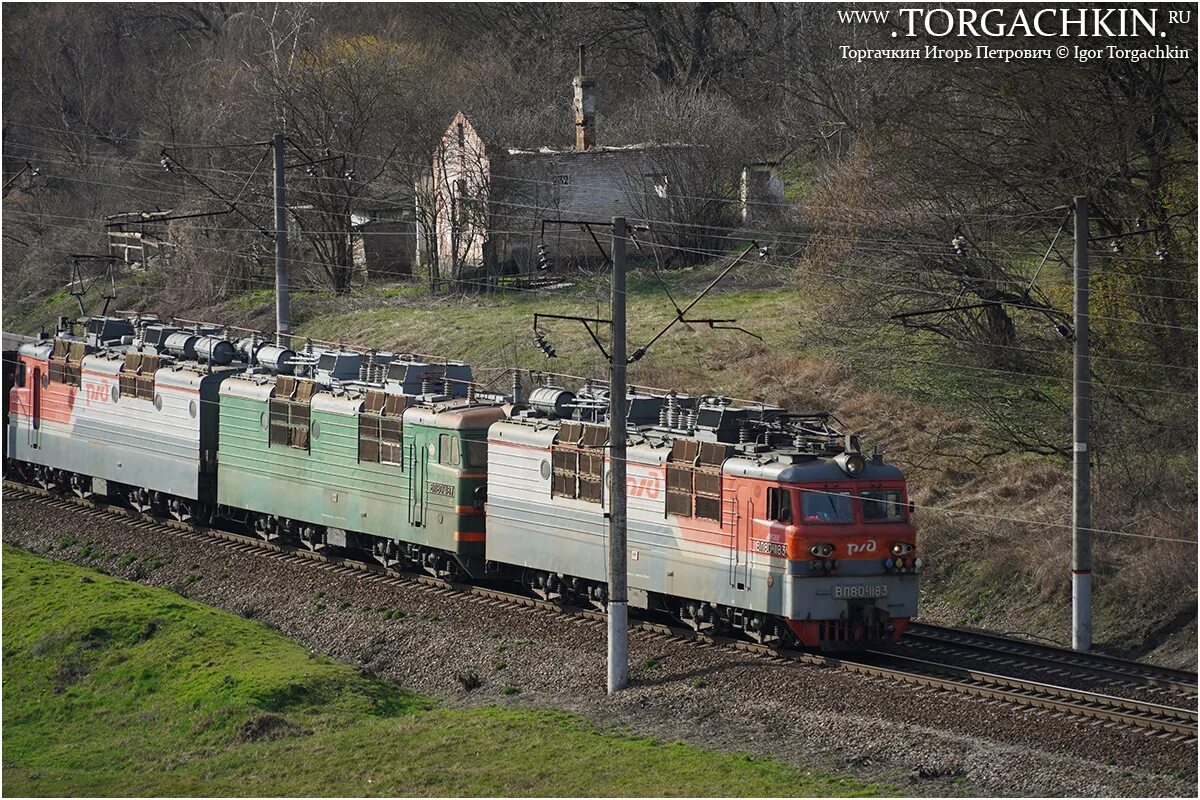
(573, 44, 596, 150)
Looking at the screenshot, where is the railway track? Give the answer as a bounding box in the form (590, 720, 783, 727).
(5, 480, 1197, 744)
(896, 622, 1198, 702)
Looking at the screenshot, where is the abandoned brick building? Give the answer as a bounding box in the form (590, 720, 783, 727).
(431, 51, 785, 278)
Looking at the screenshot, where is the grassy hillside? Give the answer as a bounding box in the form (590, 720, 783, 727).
(1, 545, 889, 797)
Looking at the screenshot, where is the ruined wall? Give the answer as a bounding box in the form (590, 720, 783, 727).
(434, 112, 788, 277)
(432, 112, 491, 280)
(488, 146, 679, 273)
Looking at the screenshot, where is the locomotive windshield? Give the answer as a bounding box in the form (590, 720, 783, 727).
(464, 437, 488, 468)
(801, 490, 853, 523)
(861, 489, 906, 522)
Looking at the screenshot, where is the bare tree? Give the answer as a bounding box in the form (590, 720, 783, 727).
(238, 9, 431, 294)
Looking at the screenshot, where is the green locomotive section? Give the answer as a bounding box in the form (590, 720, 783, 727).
(216, 375, 503, 568)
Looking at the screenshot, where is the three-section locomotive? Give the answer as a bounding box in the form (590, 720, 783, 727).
(4, 314, 922, 648)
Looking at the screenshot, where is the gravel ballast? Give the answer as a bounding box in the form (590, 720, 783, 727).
(2, 493, 1195, 797)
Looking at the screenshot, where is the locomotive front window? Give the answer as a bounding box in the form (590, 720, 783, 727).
(438, 434, 461, 466)
(767, 487, 793, 523)
(801, 490, 853, 523)
(463, 438, 488, 468)
(861, 489, 906, 522)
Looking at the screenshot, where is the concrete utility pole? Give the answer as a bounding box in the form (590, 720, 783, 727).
(1072, 195, 1092, 652)
(273, 132, 290, 346)
(607, 216, 629, 693)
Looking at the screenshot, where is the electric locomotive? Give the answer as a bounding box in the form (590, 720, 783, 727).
(6, 314, 920, 649)
(486, 385, 919, 647)
(215, 343, 505, 575)
(6, 315, 250, 518)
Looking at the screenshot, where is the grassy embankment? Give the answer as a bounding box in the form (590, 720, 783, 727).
(1, 545, 890, 797)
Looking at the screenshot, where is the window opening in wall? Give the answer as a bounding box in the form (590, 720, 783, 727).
(644, 173, 669, 199)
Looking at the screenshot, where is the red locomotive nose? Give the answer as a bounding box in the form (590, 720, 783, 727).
(788, 616, 910, 649)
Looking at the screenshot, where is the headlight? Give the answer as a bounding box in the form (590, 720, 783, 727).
(810, 542, 835, 558)
(834, 452, 867, 477)
(891, 541, 915, 556)
(885, 558, 895, 569)
(914, 557, 924, 569)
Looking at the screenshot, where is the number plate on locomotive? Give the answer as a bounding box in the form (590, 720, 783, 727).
(833, 584, 888, 599)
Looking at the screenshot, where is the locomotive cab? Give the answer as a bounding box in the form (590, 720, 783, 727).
(782, 474, 919, 648)
(403, 400, 507, 573)
(728, 434, 919, 649)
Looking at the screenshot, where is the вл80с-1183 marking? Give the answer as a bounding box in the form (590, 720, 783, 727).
(4, 314, 922, 648)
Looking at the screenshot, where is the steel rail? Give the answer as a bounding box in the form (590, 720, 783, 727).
(4, 481, 1196, 743)
(902, 622, 1198, 695)
(848, 649, 1197, 736)
(897, 623, 1195, 695)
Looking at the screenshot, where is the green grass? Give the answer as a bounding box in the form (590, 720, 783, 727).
(2, 545, 892, 797)
(288, 266, 805, 400)
(2, 271, 160, 335)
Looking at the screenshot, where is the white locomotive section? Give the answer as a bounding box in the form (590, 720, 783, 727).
(484, 418, 785, 615)
(484, 388, 920, 642)
(8, 346, 218, 503)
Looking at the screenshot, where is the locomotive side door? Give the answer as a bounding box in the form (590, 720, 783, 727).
(409, 440, 428, 527)
(29, 366, 41, 449)
(730, 485, 751, 591)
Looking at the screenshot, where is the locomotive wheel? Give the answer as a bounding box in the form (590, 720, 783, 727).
(528, 570, 561, 602)
(368, 538, 403, 569)
(68, 472, 93, 499)
(34, 465, 61, 492)
(168, 497, 211, 525)
(679, 600, 717, 634)
(584, 581, 608, 612)
(251, 514, 281, 543)
(128, 487, 161, 514)
(5, 459, 30, 482)
(298, 525, 327, 552)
